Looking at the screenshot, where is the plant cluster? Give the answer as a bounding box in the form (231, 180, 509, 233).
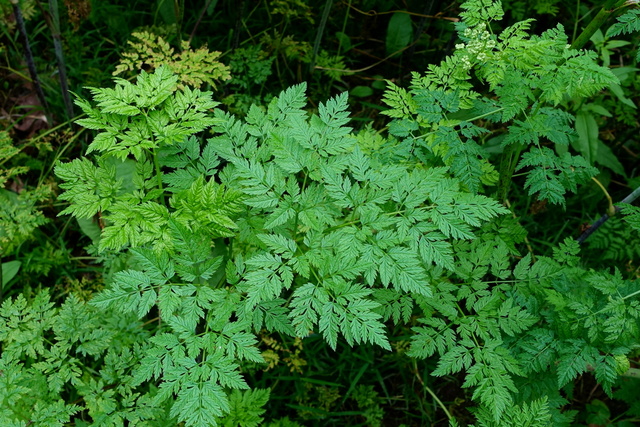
(114, 31, 231, 90)
(2, 0, 640, 426)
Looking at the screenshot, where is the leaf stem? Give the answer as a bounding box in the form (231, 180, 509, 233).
(591, 177, 615, 215)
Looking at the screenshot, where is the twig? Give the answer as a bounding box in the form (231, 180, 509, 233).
(344, 1, 458, 22)
(188, 0, 212, 44)
(313, 37, 421, 74)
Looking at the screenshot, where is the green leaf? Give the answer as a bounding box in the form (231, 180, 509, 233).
(264, 205, 296, 229)
(350, 86, 374, 98)
(257, 233, 297, 257)
(408, 317, 457, 359)
(606, 9, 640, 37)
(335, 31, 351, 52)
(171, 382, 229, 426)
(386, 12, 412, 57)
(319, 302, 340, 350)
(90, 269, 160, 318)
(1, 260, 21, 288)
(595, 140, 625, 176)
(221, 389, 271, 427)
(573, 110, 599, 164)
(76, 217, 102, 244)
(131, 247, 175, 281)
(557, 341, 599, 387)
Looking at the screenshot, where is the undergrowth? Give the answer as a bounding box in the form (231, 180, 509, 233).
(2, 0, 640, 426)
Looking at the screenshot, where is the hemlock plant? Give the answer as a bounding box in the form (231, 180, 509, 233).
(2, 1, 640, 425)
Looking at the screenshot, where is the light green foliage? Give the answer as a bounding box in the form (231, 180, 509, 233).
(0, 130, 26, 188)
(56, 66, 226, 253)
(0, 131, 53, 256)
(312, 50, 348, 80)
(220, 389, 271, 427)
(607, 9, 640, 37)
(207, 83, 506, 352)
(586, 213, 640, 264)
(270, 0, 315, 24)
(409, 237, 640, 423)
(0, 187, 50, 254)
(223, 45, 275, 115)
(620, 203, 640, 232)
(351, 384, 384, 426)
(114, 31, 231, 89)
(472, 397, 552, 427)
(0, 0, 38, 30)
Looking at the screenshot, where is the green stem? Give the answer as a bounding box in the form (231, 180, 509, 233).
(570, 0, 627, 50)
(412, 360, 453, 421)
(310, 0, 333, 74)
(44, 0, 74, 119)
(292, 173, 307, 244)
(39, 125, 85, 187)
(591, 177, 615, 215)
(335, 0, 352, 58)
(623, 287, 640, 300)
(496, 143, 524, 204)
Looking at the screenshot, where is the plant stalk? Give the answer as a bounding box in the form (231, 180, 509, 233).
(45, 0, 74, 119)
(577, 185, 640, 243)
(412, 360, 453, 421)
(497, 143, 523, 204)
(310, 0, 333, 74)
(570, 0, 628, 50)
(188, 0, 213, 43)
